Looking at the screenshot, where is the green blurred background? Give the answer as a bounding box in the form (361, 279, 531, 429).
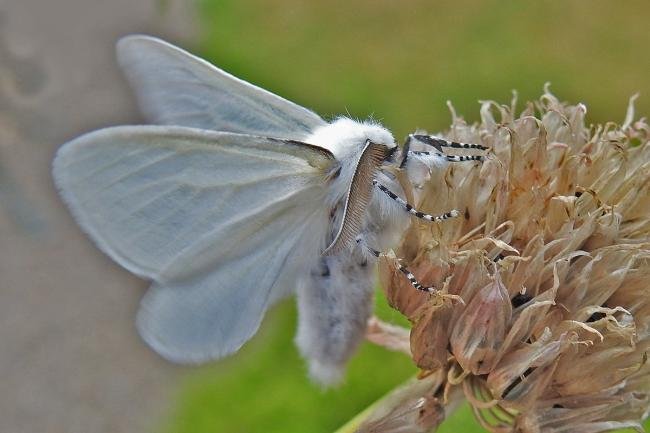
(159, 1, 650, 432)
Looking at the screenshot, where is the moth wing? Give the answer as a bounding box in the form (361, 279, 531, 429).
(53, 126, 333, 361)
(116, 35, 327, 140)
(137, 214, 311, 362)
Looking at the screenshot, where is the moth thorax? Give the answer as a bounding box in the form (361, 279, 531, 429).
(306, 117, 396, 160)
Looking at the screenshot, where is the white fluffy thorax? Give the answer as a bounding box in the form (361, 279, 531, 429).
(306, 117, 396, 207)
(306, 117, 396, 160)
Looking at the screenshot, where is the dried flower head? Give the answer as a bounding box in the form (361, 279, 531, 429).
(367, 88, 650, 433)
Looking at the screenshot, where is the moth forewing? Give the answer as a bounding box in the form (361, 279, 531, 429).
(116, 35, 326, 139)
(53, 125, 335, 362)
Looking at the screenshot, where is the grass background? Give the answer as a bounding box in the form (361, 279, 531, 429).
(158, 1, 650, 432)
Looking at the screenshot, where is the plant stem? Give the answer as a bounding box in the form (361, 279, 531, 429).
(332, 371, 465, 433)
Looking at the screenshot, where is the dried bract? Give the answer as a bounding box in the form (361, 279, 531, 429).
(375, 89, 650, 433)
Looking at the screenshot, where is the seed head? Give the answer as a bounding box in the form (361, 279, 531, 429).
(372, 88, 650, 433)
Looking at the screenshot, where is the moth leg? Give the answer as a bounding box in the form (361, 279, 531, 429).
(355, 237, 436, 294)
(409, 133, 489, 151)
(410, 150, 484, 163)
(372, 179, 460, 222)
(400, 133, 487, 167)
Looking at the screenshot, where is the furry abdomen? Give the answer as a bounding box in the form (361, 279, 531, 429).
(295, 172, 408, 385)
(295, 117, 408, 384)
(295, 250, 375, 385)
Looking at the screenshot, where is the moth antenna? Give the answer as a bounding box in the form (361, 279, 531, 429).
(355, 237, 436, 294)
(323, 140, 387, 256)
(372, 180, 460, 222)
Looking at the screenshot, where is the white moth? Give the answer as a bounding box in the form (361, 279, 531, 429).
(53, 35, 486, 384)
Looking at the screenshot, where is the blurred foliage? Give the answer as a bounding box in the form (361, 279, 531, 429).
(160, 0, 650, 432)
(194, 0, 649, 139)
(161, 297, 419, 433)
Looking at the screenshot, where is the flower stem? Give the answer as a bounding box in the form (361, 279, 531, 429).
(332, 399, 382, 433)
(332, 371, 464, 433)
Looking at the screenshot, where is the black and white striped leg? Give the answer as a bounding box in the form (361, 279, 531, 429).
(372, 180, 460, 222)
(410, 150, 485, 163)
(400, 133, 487, 167)
(410, 134, 489, 151)
(355, 238, 436, 294)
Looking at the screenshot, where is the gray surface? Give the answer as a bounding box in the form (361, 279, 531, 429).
(0, 1, 196, 431)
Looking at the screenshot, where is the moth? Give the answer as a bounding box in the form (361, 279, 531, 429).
(53, 35, 487, 384)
